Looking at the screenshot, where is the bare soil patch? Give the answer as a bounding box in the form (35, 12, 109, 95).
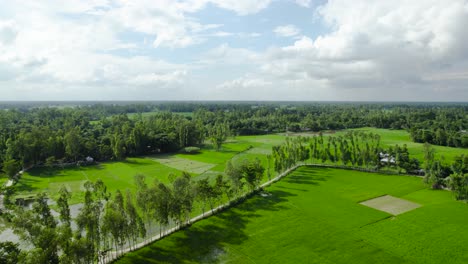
(149, 155, 216, 174)
(360, 195, 421, 215)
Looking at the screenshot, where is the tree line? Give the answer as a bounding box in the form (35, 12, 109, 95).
(1, 102, 466, 178)
(0, 157, 265, 263)
(271, 133, 468, 202)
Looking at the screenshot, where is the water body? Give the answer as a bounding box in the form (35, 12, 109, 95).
(0, 201, 84, 247)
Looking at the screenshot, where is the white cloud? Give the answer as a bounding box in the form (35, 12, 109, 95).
(200, 44, 259, 65)
(130, 70, 188, 86)
(210, 0, 272, 15)
(0, 21, 18, 46)
(217, 76, 271, 89)
(1, 0, 468, 101)
(274, 25, 301, 37)
(253, 0, 468, 100)
(295, 0, 313, 8)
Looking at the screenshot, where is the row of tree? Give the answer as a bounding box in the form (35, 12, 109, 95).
(422, 143, 468, 195)
(272, 133, 468, 202)
(1, 102, 466, 178)
(1, 157, 266, 263)
(271, 131, 420, 174)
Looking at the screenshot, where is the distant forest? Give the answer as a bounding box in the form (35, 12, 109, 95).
(0, 102, 466, 174)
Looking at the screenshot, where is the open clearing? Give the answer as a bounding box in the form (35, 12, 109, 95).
(13, 128, 464, 206)
(14, 135, 282, 204)
(360, 195, 421, 215)
(148, 155, 216, 174)
(116, 167, 468, 264)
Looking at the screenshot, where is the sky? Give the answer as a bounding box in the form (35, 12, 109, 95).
(0, 0, 467, 101)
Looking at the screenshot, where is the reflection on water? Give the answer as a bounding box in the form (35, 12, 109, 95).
(0, 200, 84, 248)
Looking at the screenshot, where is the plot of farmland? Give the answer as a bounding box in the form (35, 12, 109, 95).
(117, 167, 468, 264)
(360, 195, 421, 215)
(149, 155, 216, 174)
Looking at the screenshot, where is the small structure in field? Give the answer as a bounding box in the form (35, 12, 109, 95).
(379, 152, 396, 165)
(85, 156, 94, 163)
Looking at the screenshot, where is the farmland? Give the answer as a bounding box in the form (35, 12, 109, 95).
(13, 129, 463, 205)
(14, 134, 283, 204)
(116, 166, 468, 264)
(1, 101, 466, 264)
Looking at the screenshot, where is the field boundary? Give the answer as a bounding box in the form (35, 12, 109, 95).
(301, 163, 424, 178)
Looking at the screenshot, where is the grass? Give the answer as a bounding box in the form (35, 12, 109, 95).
(116, 166, 468, 264)
(16, 157, 184, 204)
(148, 155, 216, 174)
(13, 128, 465, 205)
(15, 135, 284, 204)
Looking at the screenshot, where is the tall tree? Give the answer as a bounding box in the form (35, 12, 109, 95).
(241, 159, 265, 191)
(208, 122, 229, 151)
(2, 159, 20, 179)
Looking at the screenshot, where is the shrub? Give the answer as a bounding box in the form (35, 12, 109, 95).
(183, 146, 201, 154)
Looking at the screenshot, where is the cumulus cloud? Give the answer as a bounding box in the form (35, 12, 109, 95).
(1, 0, 468, 101)
(0, 21, 18, 46)
(209, 0, 272, 15)
(274, 25, 301, 37)
(217, 76, 271, 89)
(295, 0, 313, 8)
(254, 0, 468, 100)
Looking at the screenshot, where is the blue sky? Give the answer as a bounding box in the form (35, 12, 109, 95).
(0, 0, 467, 101)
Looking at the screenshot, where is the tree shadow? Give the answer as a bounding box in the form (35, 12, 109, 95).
(14, 177, 42, 193)
(118, 190, 297, 263)
(121, 158, 155, 167)
(276, 185, 309, 192)
(282, 168, 331, 185)
(283, 174, 330, 185)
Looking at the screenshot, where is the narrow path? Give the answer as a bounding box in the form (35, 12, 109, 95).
(104, 163, 423, 263)
(103, 164, 301, 263)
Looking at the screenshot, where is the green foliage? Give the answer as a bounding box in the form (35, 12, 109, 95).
(0, 242, 20, 264)
(240, 158, 265, 191)
(208, 122, 230, 151)
(117, 167, 468, 264)
(2, 159, 20, 179)
(183, 146, 201, 154)
(10, 193, 59, 264)
(449, 173, 468, 200)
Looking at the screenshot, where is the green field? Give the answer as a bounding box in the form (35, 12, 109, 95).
(14, 135, 284, 204)
(13, 129, 465, 205)
(15, 158, 183, 204)
(116, 166, 468, 264)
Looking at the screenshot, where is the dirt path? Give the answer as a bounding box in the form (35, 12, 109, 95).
(103, 164, 301, 263)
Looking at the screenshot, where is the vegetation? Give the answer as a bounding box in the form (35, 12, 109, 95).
(0, 101, 466, 263)
(0, 102, 466, 179)
(117, 166, 468, 264)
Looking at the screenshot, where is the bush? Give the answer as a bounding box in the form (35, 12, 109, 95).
(183, 146, 201, 154)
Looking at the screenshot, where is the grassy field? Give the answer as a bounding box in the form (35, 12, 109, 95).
(116, 166, 468, 264)
(13, 128, 465, 204)
(14, 135, 284, 204)
(15, 158, 184, 204)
